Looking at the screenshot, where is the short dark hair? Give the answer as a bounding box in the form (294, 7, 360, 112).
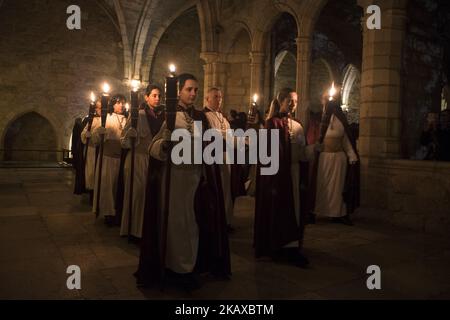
(108, 94, 126, 113)
(145, 84, 162, 96)
(178, 73, 198, 92)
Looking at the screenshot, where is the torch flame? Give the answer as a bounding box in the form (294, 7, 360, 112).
(102, 82, 111, 94)
(90, 91, 96, 102)
(253, 94, 259, 104)
(328, 82, 336, 101)
(169, 64, 176, 73)
(131, 79, 140, 92)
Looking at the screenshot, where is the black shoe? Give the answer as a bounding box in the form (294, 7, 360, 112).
(341, 215, 354, 226)
(179, 273, 202, 292)
(104, 216, 115, 227)
(331, 217, 341, 224)
(331, 216, 354, 226)
(307, 213, 316, 225)
(285, 248, 309, 268)
(166, 271, 202, 292)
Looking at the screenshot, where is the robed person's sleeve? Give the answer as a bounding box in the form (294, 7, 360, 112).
(120, 115, 140, 149)
(149, 122, 169, 161)
(343, 133, 358, 163)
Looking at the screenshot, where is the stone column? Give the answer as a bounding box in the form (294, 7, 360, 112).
(200, 51, 220, 95)
(358, 0, 407, 159)
(249, 51, 265, 107)
(296, 36, 312, 126)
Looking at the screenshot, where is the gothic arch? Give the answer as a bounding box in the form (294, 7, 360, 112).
(252, 2, 301, 53)
(222, 22, 253, 55)
(342, 64, 360, 108)
(197, 0, 219, 53)
(1, 111, 60, 161)
(140, 1, 198, 83)
(274, 50, 297, 94)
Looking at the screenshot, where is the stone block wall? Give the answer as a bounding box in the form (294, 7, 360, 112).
(361, 159, 450, 235)
(0, 0, 125, 152)
(224, 32, 252, 113)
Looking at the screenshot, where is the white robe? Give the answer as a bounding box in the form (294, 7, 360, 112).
(314, 115, 357, 218)
(120, 110, 154, 238)
(81, 117, 101, 190)
(150, 112, 202, 274)
(92, 113, 126, 217)
(204, 109, 234, 225)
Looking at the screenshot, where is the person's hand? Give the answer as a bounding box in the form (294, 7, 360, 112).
(314, 143, 324, 153)
(349, 156, 358, 165)
(96, 127, 107, 135)
(85, 131, 92, 138)
(161, 128, 172, 142)
(127, 128, 138, 138)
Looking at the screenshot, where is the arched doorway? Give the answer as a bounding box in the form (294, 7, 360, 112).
(341, 64, 361, 124)
(270, 13, 298, 99)
(274, 50, 297, 96)
(150, 7, 204, 105)
(3, 112, 57, 161)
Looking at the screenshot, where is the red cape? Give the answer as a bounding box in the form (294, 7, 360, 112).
(254, 116, 306, 258)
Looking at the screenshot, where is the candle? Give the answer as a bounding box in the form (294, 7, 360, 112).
(165, 64, 178, 131)
(88, 91, 96, 119)
(328, 82, 336, 101)
(253, 94, 258, 104)
(90, 91, 96, 105)
(130, 80, 140, 129)
(101, 82, 110, 127)
(166, 64, 178, 101)
(125, 103, 130, 113)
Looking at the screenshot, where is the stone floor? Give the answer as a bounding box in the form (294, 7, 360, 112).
(1, 168, 450, 300)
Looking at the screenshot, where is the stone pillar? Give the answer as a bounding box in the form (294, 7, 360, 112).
(200, 51, 219, 96)
(249, 51, 265, 107)
(358, 0, 407, 159)
(296, 36, 312, 126)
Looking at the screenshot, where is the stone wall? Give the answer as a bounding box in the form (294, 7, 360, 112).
(224, 31, 251, 113)
(150, 8, 204, 107)
(360, 159, 450, 235)
(0, 0, 125, 152)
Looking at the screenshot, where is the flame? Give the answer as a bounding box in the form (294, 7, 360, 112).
(102, 82, 110, 94)
(131, 80, 140, 92)
(253, 94, 259, 104)
(328, 82, 337, 101)
(125, 103, 130, 112)
(169, 64, 176, 73)
(90, 91, 96, 102)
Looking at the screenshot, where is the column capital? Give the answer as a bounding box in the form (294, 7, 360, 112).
(200, 51, 220, 64)
(249, 51, 265, 64)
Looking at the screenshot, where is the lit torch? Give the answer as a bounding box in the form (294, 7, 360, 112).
(328, 82, 337, 101)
